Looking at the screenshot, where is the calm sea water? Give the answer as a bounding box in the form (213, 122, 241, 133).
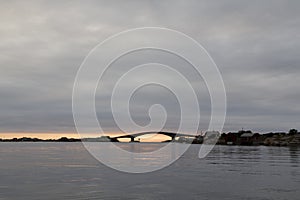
(0, 143, 299, 200)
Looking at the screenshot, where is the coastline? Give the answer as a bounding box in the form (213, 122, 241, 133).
(1, 131, 300, 147)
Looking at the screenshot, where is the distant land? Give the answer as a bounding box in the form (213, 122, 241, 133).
(1, 129, 300, 146)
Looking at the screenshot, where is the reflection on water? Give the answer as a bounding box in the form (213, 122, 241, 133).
(84, 142, 191, 173)
(0, 143, 299, 200)
(289, 146, 299, 166)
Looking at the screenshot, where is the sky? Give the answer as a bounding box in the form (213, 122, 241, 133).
(0, 0, 299, 139)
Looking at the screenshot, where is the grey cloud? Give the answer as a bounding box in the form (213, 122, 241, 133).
(0, 0, 299, 134)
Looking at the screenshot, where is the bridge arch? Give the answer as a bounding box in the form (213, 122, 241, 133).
(112, 131, 195, 142)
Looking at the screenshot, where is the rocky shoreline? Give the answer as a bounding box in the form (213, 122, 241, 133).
(217, 129, 300, 146)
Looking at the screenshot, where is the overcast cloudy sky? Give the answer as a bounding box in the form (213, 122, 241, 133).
(0, 0, 299, 137)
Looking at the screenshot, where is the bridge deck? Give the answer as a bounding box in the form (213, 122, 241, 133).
(112, 131, 197, 139)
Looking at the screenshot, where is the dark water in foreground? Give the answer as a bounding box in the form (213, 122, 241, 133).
(0, 143, 299, 200)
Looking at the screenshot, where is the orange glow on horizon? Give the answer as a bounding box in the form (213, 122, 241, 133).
(0, 132, 119, 139)
(0, 132, 171, 142)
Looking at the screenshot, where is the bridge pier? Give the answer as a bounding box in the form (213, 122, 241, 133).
(130, 137, 135, 142)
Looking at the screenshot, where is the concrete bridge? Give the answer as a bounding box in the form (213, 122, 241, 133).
(111, 131, 197, 142)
